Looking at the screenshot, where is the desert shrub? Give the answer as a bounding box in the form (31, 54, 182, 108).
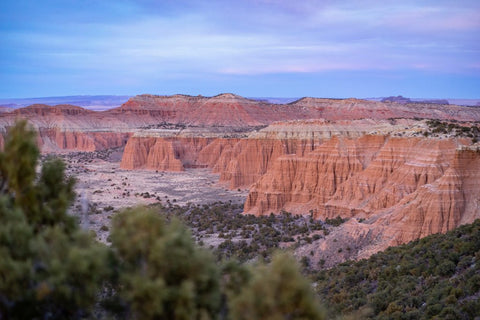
(325, 216, 346, 226)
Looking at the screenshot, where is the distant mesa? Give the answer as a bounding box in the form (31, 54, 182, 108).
(419, 99, 449, 105)
(381, 95, 412, 103)
(0, 95, 131, 111)
(382, 95, 449, 105)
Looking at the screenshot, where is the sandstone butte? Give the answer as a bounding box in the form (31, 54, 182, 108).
(1, 93, 480, 261)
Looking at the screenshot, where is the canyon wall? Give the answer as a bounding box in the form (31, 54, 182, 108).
(308, 146, 480, 265)
(0, 104, 133, 152)
(375, 147, 480, 246)
(0, 128, 130, 152)
(120, 137, 202, 172)
(244, 136, 466, 218)
(240, 125, 480, 260)
(121, 120, 480, 259)
(38, 129, 131, 152)
(119, 119, 386, 186)
(120, 119, 429, 189)
(120, 135, 316, 188)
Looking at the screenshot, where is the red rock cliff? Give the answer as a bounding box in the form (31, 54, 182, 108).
(120, 137, 204, 171)
(0, 104, 133, 152)
(120, 135, 313, 188)
(242, 131, 480, 260)
(38, 129, 131, 152)
(244, 136, 469, 217)
(375, 147, 480, 246)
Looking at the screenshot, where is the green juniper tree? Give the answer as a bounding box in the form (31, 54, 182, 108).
(0, 121, 110, 319)
(110, 208, 221, 319)
(228, 252, 326, 320)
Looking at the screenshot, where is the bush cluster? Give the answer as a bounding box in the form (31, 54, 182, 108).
(423, 119, 480, 142)
(314, 220, 480, 319)
(155, 203, 328, 262)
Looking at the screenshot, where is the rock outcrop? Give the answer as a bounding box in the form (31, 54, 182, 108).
(241, 122, 480, 262)
(122, 118, 480, 254)
(0, 104, 132, 152)
(376, 147, 480, 245)
(121, 137, 209, 172)
(120, 135, 312, 188)
(244, 136, 468, 217)
(120, 119, 374, 186)
(38, 129, 131, 152)
(2, 96, 479, 264)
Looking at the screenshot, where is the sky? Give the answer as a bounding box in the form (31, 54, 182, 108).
(0, 0, 479, 99)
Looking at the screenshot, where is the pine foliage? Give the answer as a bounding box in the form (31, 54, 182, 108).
(0, 121, 110, 319)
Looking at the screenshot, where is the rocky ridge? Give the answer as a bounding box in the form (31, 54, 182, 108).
(1, 94, 479, 152)
(1, 94, 480, 263)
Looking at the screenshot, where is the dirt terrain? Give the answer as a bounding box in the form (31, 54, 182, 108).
(56, 148, 247, 242)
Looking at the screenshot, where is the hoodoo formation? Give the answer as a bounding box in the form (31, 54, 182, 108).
(1, 93, 479, 260)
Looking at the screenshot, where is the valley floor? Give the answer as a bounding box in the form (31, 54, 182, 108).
(55, 147, 247, 242)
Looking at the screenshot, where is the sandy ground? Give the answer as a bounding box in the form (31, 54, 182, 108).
(59, 149, 248, 242)
(73, 163, 247, 209)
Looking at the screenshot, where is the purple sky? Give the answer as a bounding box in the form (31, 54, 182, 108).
(1, 0, 479, 98)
